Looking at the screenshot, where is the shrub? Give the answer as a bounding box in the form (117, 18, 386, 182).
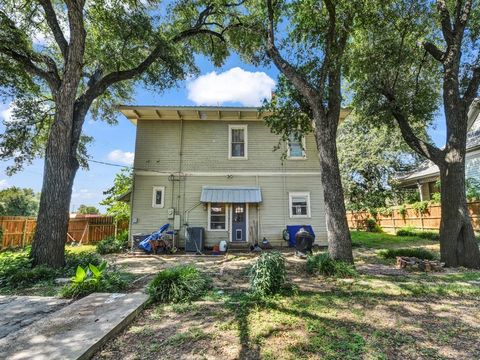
(378, 248, 437, 260)
(60, 261, 129, 299)
(396, 228, 439, 241)
(306, 253, 357, 277)
(147, 265, 211, 303)
(412, 201, 430, 214)
(430, 192, 441, 203)
(0, 250, 58, 289)
(96, 230, 129, 255)
(64, 251, 102, 276)
(249, 251, 286, 297)
(365, 218, 382, 233)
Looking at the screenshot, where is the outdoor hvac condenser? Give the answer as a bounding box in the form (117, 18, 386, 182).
(185, 227, 204, 253)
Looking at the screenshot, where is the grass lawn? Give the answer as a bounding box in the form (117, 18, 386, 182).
(94, 231, 480, 360)
(65, 244, 97, 254)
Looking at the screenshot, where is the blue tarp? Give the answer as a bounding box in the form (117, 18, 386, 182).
(286, 225, 315, 247)
(138, 224, 170, 253)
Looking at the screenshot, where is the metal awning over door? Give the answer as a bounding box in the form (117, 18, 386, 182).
(200, 186, 262, 203)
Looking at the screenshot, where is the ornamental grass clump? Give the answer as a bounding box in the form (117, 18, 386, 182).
(306, 253, 357, 278)
(249, 251, 286, 297)
(147, 265, 212, 303)
(378, 247, 437, 260)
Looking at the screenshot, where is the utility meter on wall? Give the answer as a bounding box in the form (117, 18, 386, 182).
(167, 208, 175, 219)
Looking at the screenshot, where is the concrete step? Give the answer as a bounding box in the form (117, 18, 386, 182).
(0, 292, 148, 360)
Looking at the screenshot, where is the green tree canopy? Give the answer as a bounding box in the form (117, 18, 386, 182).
(76, 204, 100, 215)
(338, 115, 422, 211)
(0, 187, 39, 216)
(100, 168, 132, 221)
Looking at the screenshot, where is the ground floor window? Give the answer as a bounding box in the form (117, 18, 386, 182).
(152, 186, 165, 208)
(208, 203, 227, 230)
(289, 192, 311, 218)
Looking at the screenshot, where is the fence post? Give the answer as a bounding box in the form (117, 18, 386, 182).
(392, 213, 396, 233)
(114, 218, 118, 240)
(420, 211, 424, 231)
(22, 218, 28, 247)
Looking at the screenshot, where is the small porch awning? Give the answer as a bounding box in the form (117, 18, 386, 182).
(200, 186, 262, 203)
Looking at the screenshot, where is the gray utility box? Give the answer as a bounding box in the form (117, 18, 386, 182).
(185, 227, 204, 253)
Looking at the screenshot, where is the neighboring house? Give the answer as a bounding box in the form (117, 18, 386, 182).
(119, 106, 349, 248)
(397, 99, 480, 200)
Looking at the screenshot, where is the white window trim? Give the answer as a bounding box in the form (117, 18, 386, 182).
(287, 135, 307, 160)
(207, 203, 229, 231)
(229, 203, 249, 242)
(228, 124, 248, 160)
(152, 186, 165, 208)
(289, 191, 311, 218)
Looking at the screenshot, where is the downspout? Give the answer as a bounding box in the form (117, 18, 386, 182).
(128, 171, 136, 252)
(256, 175, 260, 243)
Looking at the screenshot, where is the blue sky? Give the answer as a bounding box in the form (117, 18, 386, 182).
(0, 54, 446, 212)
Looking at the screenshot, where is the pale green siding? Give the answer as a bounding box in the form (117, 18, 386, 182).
(466, 149, 480, 181)
(130, 117, 327, 248)
(131, 173, 327, 247)
(134, 120, 319, 173)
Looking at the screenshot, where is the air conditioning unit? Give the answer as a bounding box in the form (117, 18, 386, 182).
(185, 227, 204, 253)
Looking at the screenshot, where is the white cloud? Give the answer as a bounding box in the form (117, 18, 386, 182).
(0, 179, 9, 190)
(107, 149, 134, 165)
(187, 67, 276, 107)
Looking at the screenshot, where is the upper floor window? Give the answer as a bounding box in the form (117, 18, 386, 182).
(288, 133, 306, 159)
(152, 186, 165, 208)
(228, 125, 248, 159)
(289, 192, 311, 218)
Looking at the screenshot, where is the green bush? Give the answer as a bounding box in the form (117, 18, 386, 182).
(0, 250, 59, 289)
(96, 230, 129, 255)
(249, 251, 286, 296)
(396, 227, 439, 241)
(60, 261, 129, 299)
(378, 247, 437, 260)
(147, 265, 211, 303)
(64, 251, 102, 275)
(365, 218, 382, 233)
(306, 253, 357, 277)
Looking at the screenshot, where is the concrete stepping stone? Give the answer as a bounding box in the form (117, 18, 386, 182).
(0, 292, 148, 360)
(0, 295, 70, 339)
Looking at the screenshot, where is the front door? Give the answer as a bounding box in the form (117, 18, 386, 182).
(231, 203, 247, 242)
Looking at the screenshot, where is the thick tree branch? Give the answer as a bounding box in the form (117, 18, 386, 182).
(423, 41, 445, 62)
(0, 46, 60, 89)
(264, 0, 319, 105)
(437, 0, 454, 45)
(38, 0, 68, 59)
(463, 66, 480, 106)
(382, 89, 443, 162)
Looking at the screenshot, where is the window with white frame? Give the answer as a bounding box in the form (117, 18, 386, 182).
(152, 186, 165, 208)
(289, 192, 311, 218)
(287, 133, 306, 159)
(228, 125, 248, 159)
(208, 203, 227, 230)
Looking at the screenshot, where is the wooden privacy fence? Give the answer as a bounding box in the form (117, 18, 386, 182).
(0, 215, 128, 249)
(347, 201, 480, 233)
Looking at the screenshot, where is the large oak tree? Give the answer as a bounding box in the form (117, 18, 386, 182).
(0, 0, 239, 267)
(234, 0, 367, 262)
(350, 0, 480, 268)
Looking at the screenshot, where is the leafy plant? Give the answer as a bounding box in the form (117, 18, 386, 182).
(147, 265, 211, 303)
(306, 253, 357, 278)
(365, 218, 382, 233)
(412, 201, 429, 215)
(60, 261, 128, 299)
(396, 228, 439, 241)
(96, 230, 129, 255)
(397, 204, 407, 220)
(64, 251, 102, 276)
(466, 178, 480, 201)
(378, 248, 437, 260)
(249, 251, 287, 297)
(430, 192, 441, 203)
(378, 207, 393, 217)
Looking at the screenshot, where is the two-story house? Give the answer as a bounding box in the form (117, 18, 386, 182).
(119, 106, 348, 249)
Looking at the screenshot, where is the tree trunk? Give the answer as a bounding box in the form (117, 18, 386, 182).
(439, 160, 480, 268)
(31, 109, 80, 268)
(313, 110, 354, 263)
